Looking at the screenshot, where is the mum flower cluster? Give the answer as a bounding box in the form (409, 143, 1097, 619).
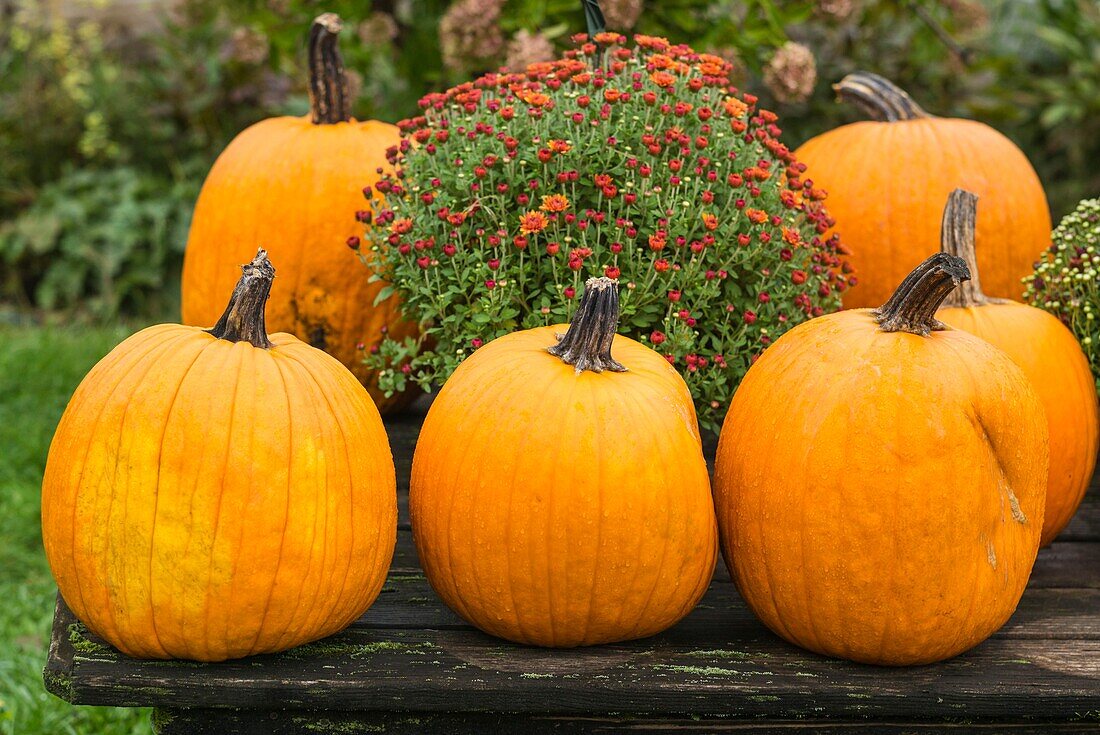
(360, 32, 853, 432)
(1026, 197, 1100, 389)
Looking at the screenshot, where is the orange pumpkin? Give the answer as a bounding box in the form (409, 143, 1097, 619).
(936, 188, 1099, 547)
(714, 253, 1048, 665)
(795, 72, 1051, 308)
(43, 250, 396, 661)
(181, 14, 416, 413)
(410, 278, 718, 647)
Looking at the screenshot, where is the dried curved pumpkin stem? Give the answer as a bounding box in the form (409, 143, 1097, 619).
(874, 253, 970, 335)
(834, 72, 930, 123)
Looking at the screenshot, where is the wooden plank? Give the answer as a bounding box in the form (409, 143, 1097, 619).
(1030, 542, 1100, 588)
(152, 708, 1100, 735)
(338, 576, 1100, 640)
(1061, 471, 1099, 541)
(48, 582, 1100, 717)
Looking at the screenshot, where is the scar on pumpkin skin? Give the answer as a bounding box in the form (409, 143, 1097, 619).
(1006, 487, 1027, 525)
(987, 541, 997, 570)
(970, 408, 1028, 526)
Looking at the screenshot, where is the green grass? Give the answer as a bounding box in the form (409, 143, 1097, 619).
(0, 325, 148, 735)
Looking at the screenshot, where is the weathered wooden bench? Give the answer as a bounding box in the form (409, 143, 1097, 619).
(45, 397, 1100, 733)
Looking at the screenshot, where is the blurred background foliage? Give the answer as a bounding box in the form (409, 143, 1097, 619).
(1, 0, 1097, 321)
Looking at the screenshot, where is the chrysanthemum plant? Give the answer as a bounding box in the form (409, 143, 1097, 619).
(1026, 197, 1100, 390)
(358, 31, 853, 432)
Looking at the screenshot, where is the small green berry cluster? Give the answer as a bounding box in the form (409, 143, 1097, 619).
(1026, 197, 1100, 387)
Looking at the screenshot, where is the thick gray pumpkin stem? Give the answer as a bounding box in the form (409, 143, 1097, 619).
(939, 188, 1006, 308)
(549, 277, 627, 374)
(308, 13, 351, 125)
(834, 72, 930, 122)
(208, 249, 275, 349)
(873, 253, 970, 336)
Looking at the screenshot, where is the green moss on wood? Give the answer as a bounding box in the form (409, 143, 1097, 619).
(150, 708, 175, 733)
(652, 664, 742, 677)
(41, 668, 74, 702)
(685, 649, 768, 660)
(300, 717, 385, 733)
(66, 622, 112, 656)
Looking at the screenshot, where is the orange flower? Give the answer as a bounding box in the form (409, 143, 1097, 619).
(699, 61, 726, 76)
(391, 218, 414, 235)
(701, 213, 719, 231)
(593, 31, 625, 45)
(548, 139, 572, 153)
(519, 211, 549, 235)
(650, 71, 677, 88)
(570, 72, 592, 85)
(636, 35, 671, 52)
(782, 227, 802, 245)
(746, 208, 768, 224)
(723, 96, 748, 118)
(519, 89, 551, 107)
(649, 53, 674, 70)
(540, 194, 570, 213)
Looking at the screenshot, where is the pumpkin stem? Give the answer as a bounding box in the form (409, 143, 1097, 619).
(548, 277, 627, 374)
(873, 253, 970, 336)
(939, 188, 1003, 308)
(834, 72, 930, 122)
(308, 13, 351, 125)
(582, 0, 606, 38)
(208, 249, 275, 349)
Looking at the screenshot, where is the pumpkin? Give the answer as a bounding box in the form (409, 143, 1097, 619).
(936, 188, 1099, 547)
(713, 253, 1049, 665)
(410, 278, 718, 647)
(42, 250, 397, 661)
(794, 72, 1051, 308)
(181, 14, 416, 414)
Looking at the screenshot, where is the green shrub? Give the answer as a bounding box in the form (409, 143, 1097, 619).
(362, 34, 851, 432)
(0, 164, 203, 320)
